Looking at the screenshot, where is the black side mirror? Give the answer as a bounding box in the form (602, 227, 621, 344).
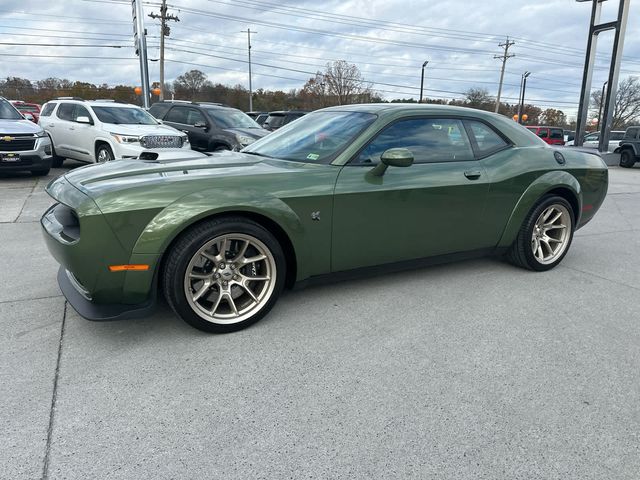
(370, 148, 414, 176)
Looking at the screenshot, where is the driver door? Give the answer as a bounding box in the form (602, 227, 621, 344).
(331, 117, 491, 273)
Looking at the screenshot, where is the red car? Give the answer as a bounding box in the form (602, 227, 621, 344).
(526, 126, 565, 146)
(10, 101, 41, 123)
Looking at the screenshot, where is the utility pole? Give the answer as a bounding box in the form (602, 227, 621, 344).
(132, 0, 151, 108)
(494, 36, 515, 113)
(149, 0, 179, 101)
(517, 71, 531, 124)
(242, 28, 256, 111)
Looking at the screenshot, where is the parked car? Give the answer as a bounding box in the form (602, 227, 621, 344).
(39, 98, 190, 167)
(0, 97, 52, 176)
(615, 126, 640, 168)
(42, 104, 608, 334)
(565, 130, 626, 153)
(10, 100, 41, 123)
(246, 111, 268, 126)
(526, 126, 565, 146)
(148, 101, 267, 152)
(563, 130, 575, 143)
(262, 110, 308, 131)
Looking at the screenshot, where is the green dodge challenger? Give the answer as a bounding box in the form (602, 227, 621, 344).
(41, 104, 608, 333)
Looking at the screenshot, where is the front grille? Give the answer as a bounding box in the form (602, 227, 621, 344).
(139, 135, 183, 149)
(0, 135, 36, 152)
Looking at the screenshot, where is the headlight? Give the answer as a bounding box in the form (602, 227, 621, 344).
(236, 134, 256, 146)
(110, 133, 140, 144)
(35, 130, 47, 138)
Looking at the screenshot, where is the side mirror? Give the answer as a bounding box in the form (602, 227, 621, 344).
(194, 121, 208, 130)
(370, 148, 414, 176)
(23, 112, 35, 122)
(76, 116, 92, 124)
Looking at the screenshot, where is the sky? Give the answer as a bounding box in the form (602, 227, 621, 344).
(1, 0, 639, 119)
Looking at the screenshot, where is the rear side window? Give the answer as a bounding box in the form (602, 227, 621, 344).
(57, 103, 74, 121)
(550, 128, 563, 139)
(466, 121, 509, 157)
(40, 103, 56, 117)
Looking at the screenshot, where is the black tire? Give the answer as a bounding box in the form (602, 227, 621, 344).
(49, 137, 64, 167)
(31, 167, 50, 176)
(95, 144, 114, 163)
(507, 195, 575, 272)
(162, 217, 286, 333)
(619, 150, 636, 168)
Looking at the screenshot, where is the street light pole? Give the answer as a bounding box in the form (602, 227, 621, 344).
(242, 28, 256, 112)
(517, 71, 530, 124)
(419, 61, 428, 103)
(597, 80, 608, 130)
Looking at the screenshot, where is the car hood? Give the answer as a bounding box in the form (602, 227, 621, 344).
(103, 123, 184, 136)
(60, 150, 322, 203)
(0, 119, 43, 134)
(223, 127, 269, 139)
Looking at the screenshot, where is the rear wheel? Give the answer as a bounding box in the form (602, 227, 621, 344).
(619, 150, 636, 168)
(163, 217, 286, 333)
(507, 195, 575, 271)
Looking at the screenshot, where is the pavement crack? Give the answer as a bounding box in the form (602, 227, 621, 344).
(560, 264, 640, 292)
(13, 179, 39, 223)
(41, 301, 68, 480)
(0, 294, 63, 305)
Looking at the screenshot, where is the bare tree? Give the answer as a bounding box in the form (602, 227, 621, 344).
(591, 76, 640, 129)
(322, 60, 375, 105)
(173, 69, 210, 100)
(539, 108, 567, 126)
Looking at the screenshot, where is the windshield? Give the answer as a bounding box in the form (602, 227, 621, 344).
(15, 105, 39, 113)
(205, 108, 260, 129)
(0, 100, 23, 120)
(243, 111, 377, 163)
(91, 106, 157, 125)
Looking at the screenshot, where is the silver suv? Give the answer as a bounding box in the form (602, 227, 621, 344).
(0, 97, 52, 176)
(39, 98, 190, 167)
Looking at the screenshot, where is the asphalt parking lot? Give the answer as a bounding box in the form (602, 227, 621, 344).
(2, 159, 639, 479)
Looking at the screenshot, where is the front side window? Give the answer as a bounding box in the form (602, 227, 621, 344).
(186, 108, 206, 126)
(204, 108, 260, 129)
(243, 111, 376, 163)
(56, 103, 74, 121)
(165, 106, 189, 124)
(624, 128, 639, 140)
(550, 128, 563, 139)
(467, 121, 509, 156)
(354, 118, 474, 165)
(73, 105, 92, 122)
(538, 129, 549, 138)
(585, 133, 599, 142)
(91, 106, 157, 125)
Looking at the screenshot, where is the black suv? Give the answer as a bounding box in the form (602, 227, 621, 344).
(262, 110, 308, 131)
(617, 126, 640, 168)
(148, 101, 267, 151)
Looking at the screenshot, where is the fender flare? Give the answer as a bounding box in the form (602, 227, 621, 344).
(131, 187, 306, 275)
(497, 171, 582, 248)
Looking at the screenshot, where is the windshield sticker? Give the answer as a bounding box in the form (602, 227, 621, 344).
(306, 153, 320, 161)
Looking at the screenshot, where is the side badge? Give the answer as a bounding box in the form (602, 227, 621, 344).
(311, 211, 321, 221)
(554, 151, 566, 165)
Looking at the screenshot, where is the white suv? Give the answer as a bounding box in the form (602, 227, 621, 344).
(39, 98, 190, 166)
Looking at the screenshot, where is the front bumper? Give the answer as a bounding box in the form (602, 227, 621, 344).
(0, 136, 52, 171)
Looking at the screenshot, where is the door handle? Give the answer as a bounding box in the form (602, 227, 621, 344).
(464, 170, 482, 180)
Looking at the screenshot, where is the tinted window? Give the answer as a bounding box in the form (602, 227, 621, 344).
(467, 121, 509, 156)
(40, 103, 56, 117)
(538, 129, 549, 138)
(148, 102, 172, 119)
(624, 128, 639, 139)
(265, 114, 286, 128)
(165, 106, 189, 124)
(550, 128, 563, 139)
(610, 132, 625, 141)
(584, 133, 599, 141)
(74, 105, 91, 122)
(204, 108, 259, 129)
(57, 103, 74, 121)
(356, 118, 474, 164)
(185, 108, 206, 126)
(91, 106, 157, 125)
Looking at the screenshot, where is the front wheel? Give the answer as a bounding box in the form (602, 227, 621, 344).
(96, 144, 114, 163)
(163, 217, 286, 333)
(619, 150, 636, 168)
(507, 195, 575, 271)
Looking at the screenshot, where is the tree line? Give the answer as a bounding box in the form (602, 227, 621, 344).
(1, 60, 638, 128)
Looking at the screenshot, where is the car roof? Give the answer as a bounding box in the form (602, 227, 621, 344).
(50, 99, 140, 108)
